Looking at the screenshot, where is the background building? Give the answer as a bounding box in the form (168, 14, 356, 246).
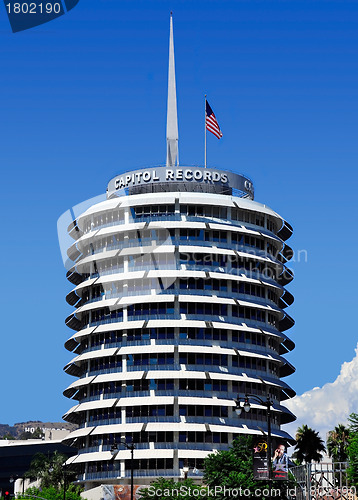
(0, 439, 76, 493)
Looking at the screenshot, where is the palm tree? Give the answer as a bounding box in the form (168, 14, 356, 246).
(293, 424, 326, 464)
(327, 424, 350, 463)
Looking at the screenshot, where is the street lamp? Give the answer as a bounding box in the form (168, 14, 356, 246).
(234, 393, 274, 480)
(62, 464, 75, 500)
(110, 441, 135, 500)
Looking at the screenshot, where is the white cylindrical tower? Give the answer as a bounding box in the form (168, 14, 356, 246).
(62, 166, 295, 488)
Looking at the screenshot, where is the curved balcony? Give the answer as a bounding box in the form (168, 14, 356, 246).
(78, 289, 281, 313)
(68, 268, 284, 298)
(76, 237, 284, 264)
(277, 219, 293, 242)
(66, 317, 292, 356)
(279, 289, 294, 308)
(278, 266, 294, 286)
(63, 369, 295, 401)
(67, 219, 83, 241)
(66, 268, 85, 286)
(278, 312, 295, 332)
(70, 241, 285, 276)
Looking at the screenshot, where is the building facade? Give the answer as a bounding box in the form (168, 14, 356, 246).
(62, 166, 296, 487)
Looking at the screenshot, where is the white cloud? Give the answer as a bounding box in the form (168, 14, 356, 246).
(283, 344, 358, 442)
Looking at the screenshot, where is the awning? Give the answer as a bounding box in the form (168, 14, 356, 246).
(72, 451, 112, 464)
(91, 423, 144, 436)
(63, 403, 80, 419)
(146, 370, 206, 380)
(208, 222, 260, 237)
(73, 348, 118, 363)
(208, 271, 261, 285)
(178, 295, 234, 305)
(148, 270, 206, 279)
(235, 298, 280, 312)
(178, 345, 233, 355)
(64, 376, 96, 391)
(74, 277, 99, 292)
(65, 455, 78, 466)
(178, 396, 235, 407)
(125, 449, 174, 459)
(96, 271, 146, 284)
(236, 250, 272, 263)
(208, 372, 282, 389)
(73, 449, 174, 461)
(94, 371, 145, 383)
(96, 222, 145, 237)
(208, 424, 245, 434)
(118, 294, 175, 306)
(77, 298, 120, 315)
(145, 422, 207, 432)
(76, 250, 120, 268)
(160, 221, 206, 229)
(211, 321, 260, 333)
(179, 245, 235, 256)
(147, 319, 207, 328)
(116, 396, 174, 407)
(178, 450, 211, 459)
(63, 426, 95, 440)
(77, 198, 123, 220)
(121, 195, 176, 207)
(119, 344, 174, 355)
(94, 320, 145, 333)
(235, 349, 279, 361)
(72, 398, 118, 413)
(178, 194, 234, 207)
(68, 325, 97, 341)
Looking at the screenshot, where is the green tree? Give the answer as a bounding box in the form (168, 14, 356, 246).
(203, 435, 259, 493)
(203, 435, 294, 499)
(25, 451, 73, 489)
(0, 433, 15, 439)
(140, 436, 296, 500)
(139, 477, 205, 500)
(293, 425, 326, 464)
(18, 485, 83, 500)
(347, 413, 358, 487)
(347, 432, 358, 487)
(327, 424, 350, 462)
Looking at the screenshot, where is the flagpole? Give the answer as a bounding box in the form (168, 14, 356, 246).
(204, 94, 207, 168)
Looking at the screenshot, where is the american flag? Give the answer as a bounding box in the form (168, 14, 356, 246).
(206, 100, 223, 139)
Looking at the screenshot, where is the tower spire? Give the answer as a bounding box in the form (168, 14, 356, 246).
(166, 12, 179, 167)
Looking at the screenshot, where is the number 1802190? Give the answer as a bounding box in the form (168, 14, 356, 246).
(6, 2, 61, 14)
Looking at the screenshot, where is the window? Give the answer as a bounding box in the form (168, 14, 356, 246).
(180, 204, 227, 220)
(179, 353, 229, 367)
(179, 405, 228, 418)
(134, 205, 175, 218)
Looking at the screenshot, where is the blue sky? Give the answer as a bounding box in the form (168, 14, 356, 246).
(0, 0, 357, 430)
